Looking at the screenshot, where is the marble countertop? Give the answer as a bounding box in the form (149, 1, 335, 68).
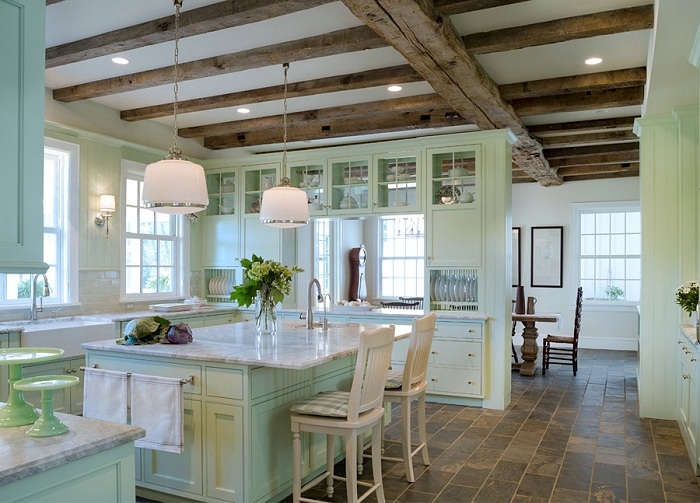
(84, 320, 411, 370)
(101, 305, 239, 322)
(0, 406, 144, 486)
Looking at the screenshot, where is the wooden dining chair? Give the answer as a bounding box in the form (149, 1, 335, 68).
(542, 287, 583, 376)
(290, 325, 395, 503)
(399, 296, 424, 309)
(376, 313, 436, 482)
(511, 300, 519, 363)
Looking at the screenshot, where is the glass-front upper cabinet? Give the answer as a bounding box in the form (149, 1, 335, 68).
(205, 169, 237, 217)
(429, 148, 478, 208)
(289, 160, 327, 215)
(241, 163, 279, 217)
(374, 152, 421, 212)
(328, 157, 371, 214)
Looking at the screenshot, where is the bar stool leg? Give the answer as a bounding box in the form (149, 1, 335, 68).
(418, 393, 430, 466)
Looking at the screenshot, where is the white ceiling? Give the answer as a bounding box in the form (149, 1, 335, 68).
(43, 0, 696, 159)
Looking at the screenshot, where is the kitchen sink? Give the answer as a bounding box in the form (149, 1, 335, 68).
(0, 317, 115, 358)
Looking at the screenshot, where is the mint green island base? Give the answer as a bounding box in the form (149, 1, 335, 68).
(83, 320, 410, 503)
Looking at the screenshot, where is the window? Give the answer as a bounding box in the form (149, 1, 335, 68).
(0, 138, 78, 307)
(572, 202, 640, 305)
(314, 219, 332, 297)
(121, 161, 189, 300)
(379, 215, 424, 298)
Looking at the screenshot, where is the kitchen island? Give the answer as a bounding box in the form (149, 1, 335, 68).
(0, 404, 144, 502)
(83, 320, 410, 503)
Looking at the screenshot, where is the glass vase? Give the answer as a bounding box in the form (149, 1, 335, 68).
(255, 286, 277, 335)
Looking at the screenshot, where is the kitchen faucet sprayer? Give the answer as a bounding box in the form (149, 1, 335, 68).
(30, 274, 50, 321)
(306, 278, 323, 329)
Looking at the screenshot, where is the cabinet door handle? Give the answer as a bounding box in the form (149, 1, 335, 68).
(468, 381, 474, 385)
(683, 373, 690, 379)
(430, 378, 437, 382)
(678, 340, 683, 344)
(431, 351, 437, 355)
(692, 358, 697, 362)
(468, 353, 475, 357)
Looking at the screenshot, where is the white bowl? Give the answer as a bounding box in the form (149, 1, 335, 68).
(385, 174, 396, 182)
(220, 206, 234, 214)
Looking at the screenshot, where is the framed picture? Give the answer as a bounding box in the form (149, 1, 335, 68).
(512, 227, 521, 287)
(530, 226, 563, 288)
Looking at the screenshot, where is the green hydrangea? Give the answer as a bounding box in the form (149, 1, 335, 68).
(230, 254, 303, 307)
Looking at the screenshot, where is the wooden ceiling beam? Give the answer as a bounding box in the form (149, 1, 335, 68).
(499, 67, 646, 100)
(433, 0, 530, 16)
(545, 141, 639, 159)
(557, 163, 639, 177)
(203, 109, 471, 149)
(548, 150, 639, 168)
(560, 168, 640, 182)
(121, 65, 423, 121)
(463, 4, 654, 54)
(512, 86, 644, 117)
(541, 130, 638, 148)
(179, 93, 452, 138)
(528, 116, 636, 136)
(45, 0, 334, 68)
(52, 26, 386, 102)
(340, 0, 559, 185)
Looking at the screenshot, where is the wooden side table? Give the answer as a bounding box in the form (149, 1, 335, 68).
(511, 313, 561, 376)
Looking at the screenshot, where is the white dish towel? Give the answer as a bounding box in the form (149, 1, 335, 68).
(82, 368, 128, 424)
(130, 373, 184, 453)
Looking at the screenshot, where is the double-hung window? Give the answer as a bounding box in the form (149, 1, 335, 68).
(121, 160, 189, 301)
(572, 201, 640, 306)
(0, 138, 78, 308)
(379, 215, 424, 298)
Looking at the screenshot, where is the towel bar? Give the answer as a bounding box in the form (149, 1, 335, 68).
(79, 366, 195, 385)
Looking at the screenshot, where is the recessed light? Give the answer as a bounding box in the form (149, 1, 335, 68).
(111, 57, 129, 65)
(237, 108, 250, 114)
(585, 57, 603, 65)
(387, 85, 402, 92)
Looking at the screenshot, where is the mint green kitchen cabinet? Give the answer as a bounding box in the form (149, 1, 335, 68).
(289, 159, 327, 216)
(0, 0, 48, 274)
(202, 217, 240, 268)
(0, 331, 21, 402)
(205, 169, 238, 217)
(678, 329, 700, 473)
(373, 151, 422, 213)
(241, 163, 279, 217)
(328, 156, 372, 215)
(205, 402, 244, 501)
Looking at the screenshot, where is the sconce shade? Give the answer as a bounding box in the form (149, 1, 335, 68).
(142, 158, 208, 214)
(99, 194, 116, 213)
(259, 185, 310, 228)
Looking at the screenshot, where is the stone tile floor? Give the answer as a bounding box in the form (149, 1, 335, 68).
(291, 349, 700, 503)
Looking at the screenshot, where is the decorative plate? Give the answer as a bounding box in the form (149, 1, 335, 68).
(435, 185, 461, 205)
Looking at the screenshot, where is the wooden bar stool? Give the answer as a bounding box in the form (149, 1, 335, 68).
(377, 313, 436, 482)
(290, 325, 395, 503)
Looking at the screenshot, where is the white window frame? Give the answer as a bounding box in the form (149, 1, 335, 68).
(120, 160, 190, 302)
(571, 201, 640, 311)
(375, 215, 425, 300)
(0, 138, 79, 309)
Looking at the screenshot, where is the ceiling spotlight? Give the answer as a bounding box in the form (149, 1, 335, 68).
(387, 85, 402, 92)
(237, 107, 251, 114)
(111, 57, 129, 65)
(585, 57, 603, 65)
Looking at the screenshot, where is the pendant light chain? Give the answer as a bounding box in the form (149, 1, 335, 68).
(280, 62, 291, 186)
(169, 0, 184, 159)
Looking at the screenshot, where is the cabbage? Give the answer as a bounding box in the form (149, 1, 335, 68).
(166, 322, 193, 344)
(118, 316, 171, 345)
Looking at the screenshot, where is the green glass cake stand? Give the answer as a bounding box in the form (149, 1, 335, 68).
(13, 374, 79, 437)
(0, 347, 65, 427)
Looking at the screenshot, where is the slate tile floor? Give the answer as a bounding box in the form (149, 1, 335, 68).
(289, 349, 700, 503)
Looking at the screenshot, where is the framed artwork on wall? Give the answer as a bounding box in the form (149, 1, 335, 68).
(530, 226, 563, 288)
(512, 227, 521, 287)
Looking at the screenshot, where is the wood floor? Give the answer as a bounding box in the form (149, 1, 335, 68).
(293, 349, 700, 503)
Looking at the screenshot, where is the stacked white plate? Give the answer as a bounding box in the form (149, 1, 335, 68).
(208, 276, 232, 295)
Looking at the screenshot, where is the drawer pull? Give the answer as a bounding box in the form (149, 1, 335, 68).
(431, 351, 437, 355)
(468, 353, 475, 357)
(430, 378, 437, 382)
(468, 381, 474, 384)
(468, 329, 475, 333)
(683, 373, 690, 379)
(692, 358, 698, 362)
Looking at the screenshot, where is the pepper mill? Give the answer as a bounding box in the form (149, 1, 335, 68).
(514, 286, 525, 314)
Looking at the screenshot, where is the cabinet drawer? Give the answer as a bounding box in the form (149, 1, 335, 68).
(206, 366, 244, 400)
(88, 354, 202, 395)
(427, 367, 482, 396)
(436, 322, 482, 340)
(430, 340, 481, 368)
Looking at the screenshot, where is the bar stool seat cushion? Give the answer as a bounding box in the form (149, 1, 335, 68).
(384, 370, 404, 389)
(290, 390, 350, 417)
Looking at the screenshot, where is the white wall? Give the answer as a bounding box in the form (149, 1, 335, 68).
(512, 177, 640, 350)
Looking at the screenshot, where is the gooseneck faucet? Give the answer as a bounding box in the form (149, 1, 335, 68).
(30, 274, 50, 321)
(306, 278, 323, 329)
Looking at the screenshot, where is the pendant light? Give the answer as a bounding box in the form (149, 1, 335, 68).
(259, 63, 310, 228)
(142, 0, 207, 214)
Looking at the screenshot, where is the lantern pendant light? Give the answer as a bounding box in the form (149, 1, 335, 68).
(259, 63, 310, 228)
(142, 0, 208, 214)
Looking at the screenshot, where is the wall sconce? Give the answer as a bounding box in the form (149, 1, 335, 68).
(94, 194, 116, 238)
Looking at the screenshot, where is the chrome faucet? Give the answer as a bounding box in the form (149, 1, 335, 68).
(30, 274, 50, 321)
(306, 278, 323, 329)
